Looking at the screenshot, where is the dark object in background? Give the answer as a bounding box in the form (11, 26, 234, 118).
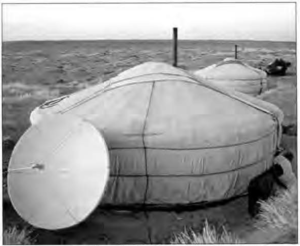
(281, 150, 294, 163)
(265, 58, 291, 76)
(57, 78, 66, 83)
(282, 123, 297, 136)
(248, 164, 287, 217)
(3, 136, 15, 151)
(275, 147, 294, 161)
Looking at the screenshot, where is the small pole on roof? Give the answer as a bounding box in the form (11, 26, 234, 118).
(173, 27, 178, 67)
(235, 44, 238, 59)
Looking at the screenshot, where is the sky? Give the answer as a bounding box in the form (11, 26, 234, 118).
(2, 3, 296, 42)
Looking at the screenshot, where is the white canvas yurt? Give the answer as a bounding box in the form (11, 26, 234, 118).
(194, 58, 267, 96)
(28, 62, 283, 207)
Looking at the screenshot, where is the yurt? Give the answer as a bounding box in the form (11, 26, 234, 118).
(28, 62, 283, 207)
(194, 58, 267, 96)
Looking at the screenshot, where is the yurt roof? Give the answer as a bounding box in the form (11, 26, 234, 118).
(196, 58, 267, 80)
(31, 62, 283, 149)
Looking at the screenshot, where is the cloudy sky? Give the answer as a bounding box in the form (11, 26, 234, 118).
(3, 2, 296, 41)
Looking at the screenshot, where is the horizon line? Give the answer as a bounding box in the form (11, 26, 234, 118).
(3, 38, 296, 43)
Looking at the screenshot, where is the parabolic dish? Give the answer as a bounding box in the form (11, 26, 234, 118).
(8, 115, 110, 230)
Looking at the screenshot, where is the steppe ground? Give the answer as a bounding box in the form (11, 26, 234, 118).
(2, 40, 297, 244)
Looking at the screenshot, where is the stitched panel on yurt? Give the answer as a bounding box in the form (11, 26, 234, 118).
(145, 131, 276, 176)
(204, 81, 283, 119)
(67, 83, 153, 148)
(101, 176, 147, 205)
(99, 129, 277, 205)
(42, 81, 108, 116)
(146, 155, 272, 204)
(146, 172, 235, 204)
(145, 81, 275, 149)
(225, 88, 284, 130)
(109, 149, 146, 175)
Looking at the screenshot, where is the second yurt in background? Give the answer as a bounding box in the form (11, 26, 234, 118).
(194, 58, 267, 96)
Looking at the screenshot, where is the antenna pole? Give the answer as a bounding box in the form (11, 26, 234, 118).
(173, 27, 178, 67)
(235, 44, 238, 59)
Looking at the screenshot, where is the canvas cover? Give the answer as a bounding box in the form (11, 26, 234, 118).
(30, 62, 283, 207)
(194, 58, 268, 96)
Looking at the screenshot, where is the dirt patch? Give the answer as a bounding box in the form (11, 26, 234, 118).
(4, 196, 254, 244)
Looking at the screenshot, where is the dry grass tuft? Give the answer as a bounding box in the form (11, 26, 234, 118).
(171, 220, 243, 244)
(3, 226, 35, 245)
(256, 183, 298, 234)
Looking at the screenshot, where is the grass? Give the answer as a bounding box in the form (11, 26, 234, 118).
(172, 183, 298, 244)
(171, 220, 243, 244)
(256, 182, 297, 235)
(3, 226, 35, 245)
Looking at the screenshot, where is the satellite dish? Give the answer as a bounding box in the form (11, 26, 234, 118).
(7, 115, 110, 230)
